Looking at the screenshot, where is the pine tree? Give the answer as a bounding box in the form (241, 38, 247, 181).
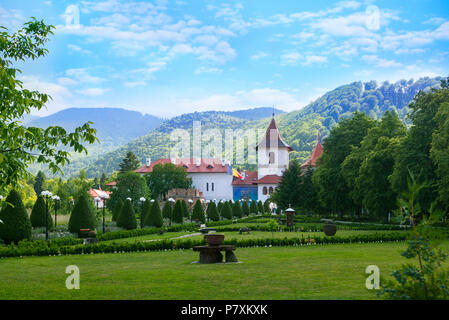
(250, 200, 258, 215)
(242, 201, 250, 216)
(119, 151, 141, 173)
(68, 193, 96, 234)
(172, 200, 184, 224)
(233, 200, 243, 218)
(144, 200, 163, 227)
(117, 199, 137, 230)
(140, 199, 151, 228)
(112, 198, 123, 222)
(221, 201, 232, 220)
(30, 195, 53, 229)
(208, 202, 220, 221)
(192, 200, 205, 223)
(162, 201, 172, 222)
(0, 190, 32, 244)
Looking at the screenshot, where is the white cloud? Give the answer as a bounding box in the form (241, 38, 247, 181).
(250, 52, 268, 60)
(194, 67, 222, 75)
(76, 88, 110, 96)
(66, 68, 104, 84)
(301, 55, 328, 66)
(67, 44, 92, 55)
(280, 52, 302, 66)
(361, 55, 402, 68)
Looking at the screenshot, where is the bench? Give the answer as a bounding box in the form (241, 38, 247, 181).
(239, 227, 251, 235)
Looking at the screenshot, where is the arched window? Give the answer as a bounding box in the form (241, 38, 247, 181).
(263, 187, 267, 195)
(269, 187, 274, 194)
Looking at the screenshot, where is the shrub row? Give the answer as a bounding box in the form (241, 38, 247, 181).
(0, 232, 408, 258)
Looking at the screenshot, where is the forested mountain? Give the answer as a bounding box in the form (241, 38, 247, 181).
(27, 108, 163, 177)
(37, 77, 441, 178)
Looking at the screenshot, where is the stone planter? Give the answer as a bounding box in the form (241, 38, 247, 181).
(323, 223, 337, 236)
(204, 233, 224, 246)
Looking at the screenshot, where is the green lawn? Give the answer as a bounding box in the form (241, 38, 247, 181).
(105, 229, 404, 243)
(2, 241, 443, 300)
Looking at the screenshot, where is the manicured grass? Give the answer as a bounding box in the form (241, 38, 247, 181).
(2, 241, 444, 300)
(104, 229, 404, 243)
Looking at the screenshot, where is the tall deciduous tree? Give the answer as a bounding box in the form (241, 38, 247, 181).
(313, 112, 375, 217)
(108, 171, 149, 212)
(145, 163, 192, 200)
(0, 19, 98, 193)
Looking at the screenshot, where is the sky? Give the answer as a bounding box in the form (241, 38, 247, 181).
(1, 0, 449, 117)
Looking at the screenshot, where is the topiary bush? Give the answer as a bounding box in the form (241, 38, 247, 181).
(117, 199, 137, 230)
(208, 202, 220, 221)
(68, 193, 97, 234)
(250, 200, 258, 215)
(145, 200, 163, 227)
(140, 199, 151, 228)
(242, 201, 250, 216)
(172, 200, 184, 224)
(221, 201, 232, 220)
(192, 199, 205, 223)
(112, 198, 123, 222)
(233, 200, 243, 218)
(162, 201, 172, 222)
(0, 190, 32, 244)
(181, 200, 189, 219)
(30, 195, 53, 230)
(258, 201, 264, 214)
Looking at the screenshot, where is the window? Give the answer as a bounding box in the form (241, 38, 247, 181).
(263, 187, 267, 195)
(206, 182, 209, 192)
(269, 152, 275, 164)
(212, 183, 214, 191)
(269, 187, 274, 194)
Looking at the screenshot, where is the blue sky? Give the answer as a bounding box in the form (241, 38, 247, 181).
(2, 0, 449, 117)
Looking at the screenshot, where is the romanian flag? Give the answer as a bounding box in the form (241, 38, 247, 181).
(232, 168, 243, 180)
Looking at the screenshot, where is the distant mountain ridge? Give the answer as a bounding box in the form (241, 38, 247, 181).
(29, 77, 443, 178)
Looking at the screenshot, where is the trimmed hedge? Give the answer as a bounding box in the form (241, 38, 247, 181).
(0, 232, 409, 258)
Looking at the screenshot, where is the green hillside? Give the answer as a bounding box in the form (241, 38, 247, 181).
(49, 77, 442, 178)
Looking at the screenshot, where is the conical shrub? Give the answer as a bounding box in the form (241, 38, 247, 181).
(192, 200, 205, 223)
(242, 201, 250, 216)
(144, 200, 163, 227)
(68, 193, 96, 234)
(112, 198, 123, 222)
(0, 190, 32, 244)
(117, 199, 137, 230)
(233, 200, 243, 218)
(162, 201, 172, 222)
(250, 200, 258, 214)
(221, 201, 232, 220)
(181, 200, 189, 219)
(140, 199, 151, 228)
(208, 202, 220, 221)
(30, 195, 53, 229)
(258, 200, 264, 214)
(172, 200, 184, 224)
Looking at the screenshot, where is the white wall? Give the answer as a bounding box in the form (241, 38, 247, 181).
(257, 146, 290, 178)
(188, 172, 233, 201)
(257, 184, 278, 203)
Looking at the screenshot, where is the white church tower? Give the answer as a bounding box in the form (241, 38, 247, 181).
(255, 115, 292, 202)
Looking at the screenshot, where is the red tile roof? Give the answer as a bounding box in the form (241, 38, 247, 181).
(232, 171, 258, 186)
(88, 188, 111, 200)
(301, 140, 324, 168)
(256, 117, 292, 151)
(134, 158, 229, 174)
(254, 175, 282, 184)
(105, 181, 116, 186)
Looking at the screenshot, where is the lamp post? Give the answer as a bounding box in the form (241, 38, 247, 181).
(41, 190, 52, 241)
(168, 198, 175, 226)
(101, 193, 109, 234)
(52, 195, 60, 231)
(94, 196, 100, 218)
(139, 197, 146, 228)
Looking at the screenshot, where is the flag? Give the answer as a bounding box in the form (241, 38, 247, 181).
(232, 168, 243, 179)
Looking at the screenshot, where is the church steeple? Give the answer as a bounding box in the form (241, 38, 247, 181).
(256, 116, 292, 152)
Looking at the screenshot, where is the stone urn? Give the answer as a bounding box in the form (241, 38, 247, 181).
(204, 233, 224, 246)
(88, 230, 97, 238)
(323, 222, 337, 236)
